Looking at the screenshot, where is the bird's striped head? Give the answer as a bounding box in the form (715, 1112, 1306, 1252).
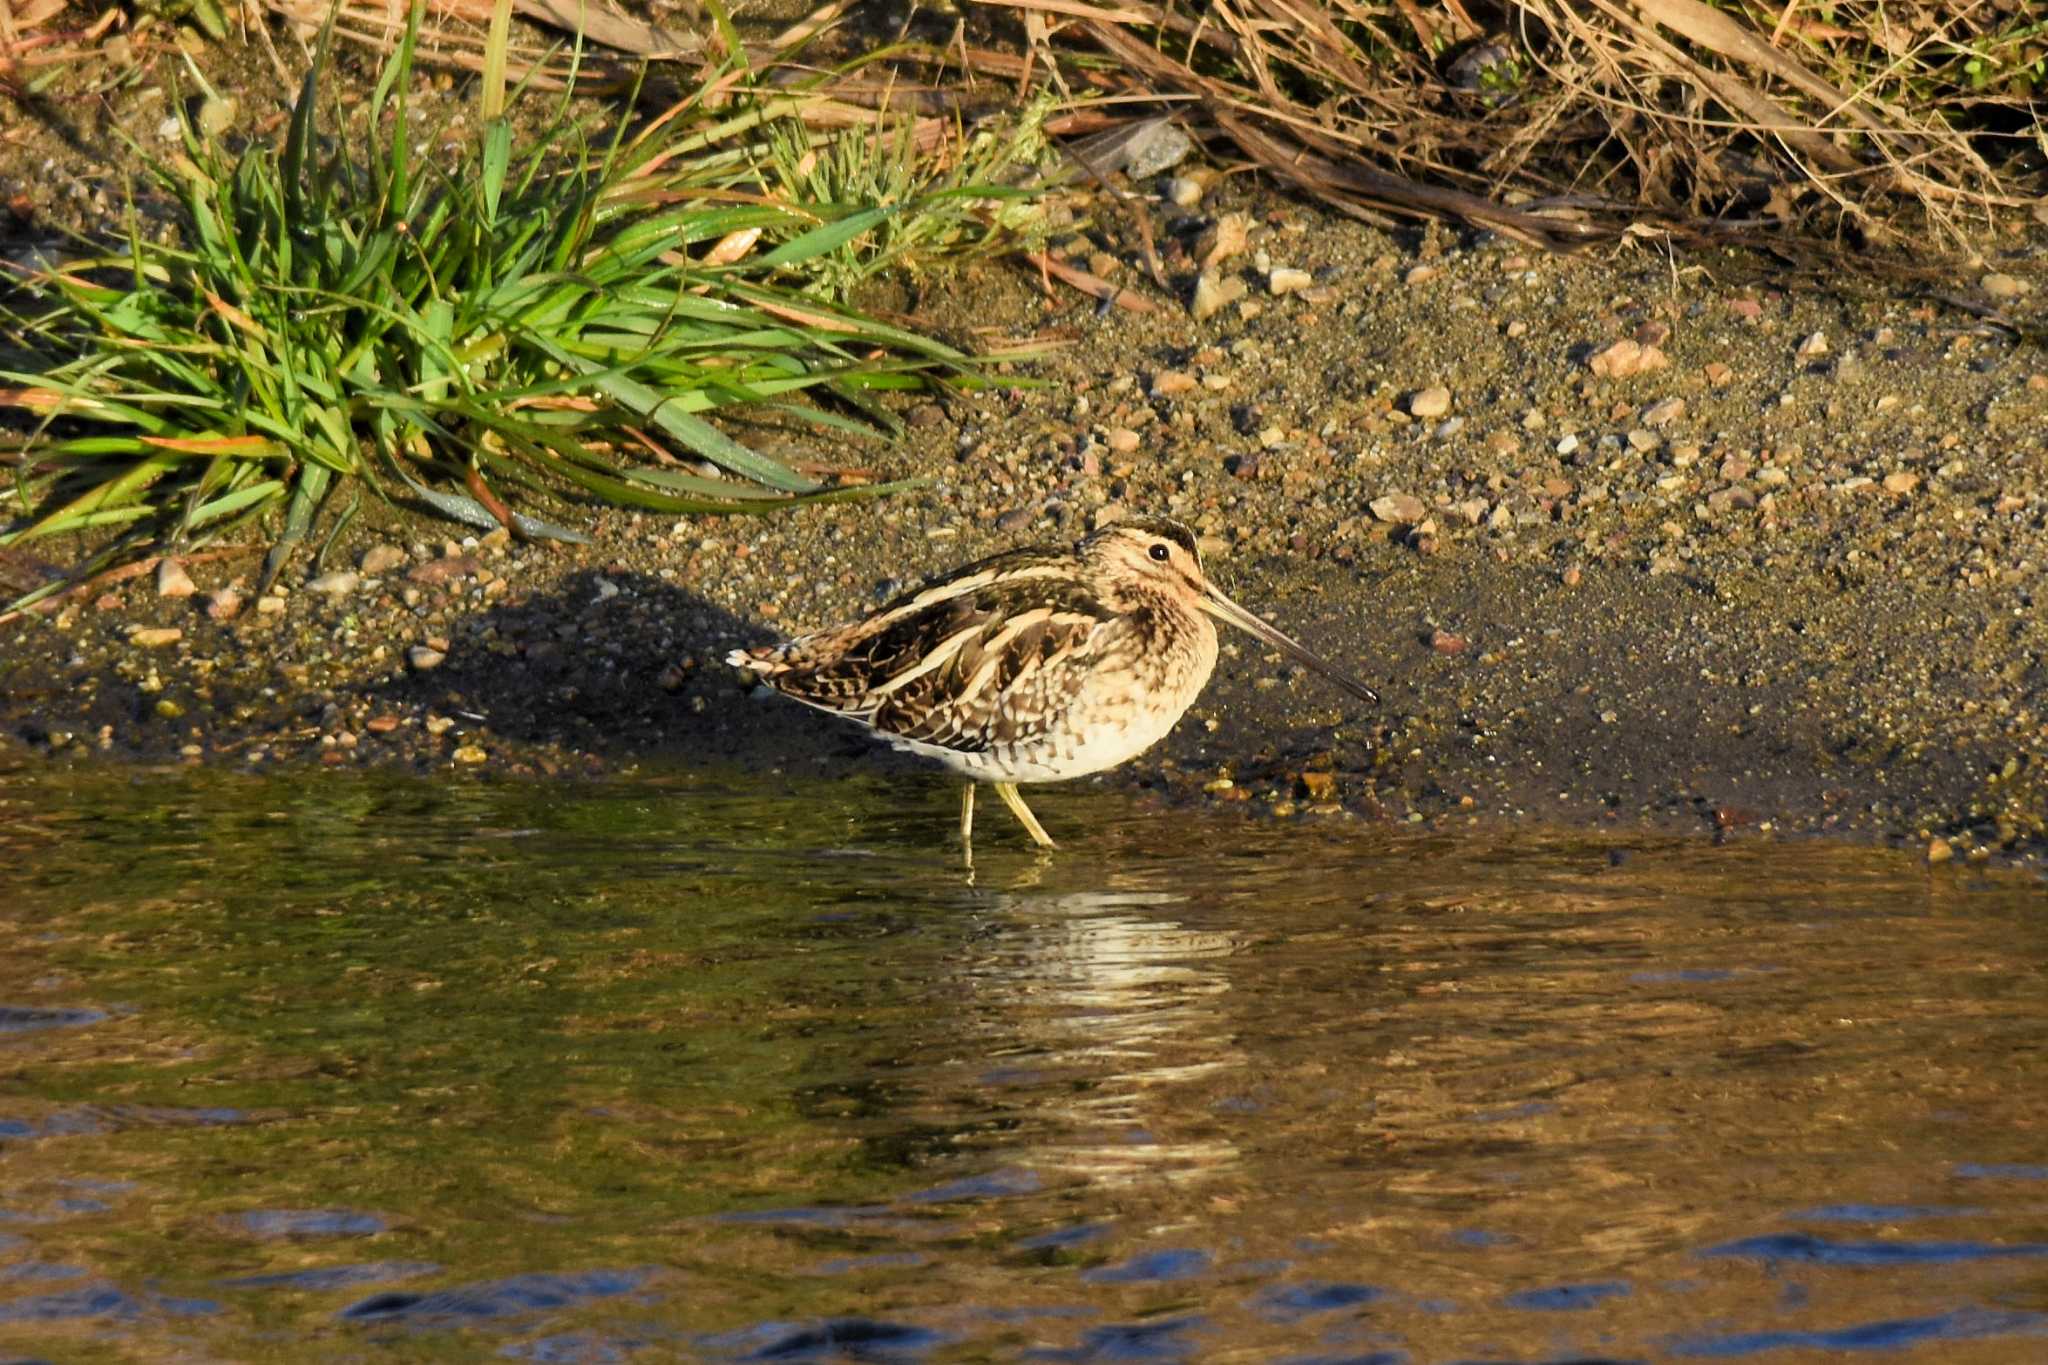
(1082, 517, 1378, 707)
(1081, 518, 1207, 607)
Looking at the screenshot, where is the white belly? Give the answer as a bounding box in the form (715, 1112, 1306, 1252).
(886, 625, 1218, 784)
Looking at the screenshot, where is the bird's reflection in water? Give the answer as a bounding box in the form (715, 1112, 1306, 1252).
(939, 880, 1249, 1185)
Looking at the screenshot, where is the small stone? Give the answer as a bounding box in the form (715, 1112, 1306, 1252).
(1704, 362, 1734, 387)
(305, 570, 359, 597)
(1634, 320, 1672, 348)
(360, 543, 407, 575)
(1267, 266, 1313, 296)
(1298, 770, 1338, 801)
(452, 745, 487, 766)
(195, 95, 236, 140)
(1163, 175, 1204, 209)
(366, 715, 401, 734)
(1562, 566, 1582, 587)
(1193, 213, 1251, 269)
(424, 715, 455, 736)
(1404, 265, 1439, 286)
(1190, 269, 1247, 321)
(1407, 385, 1452, 419)
(255, 595, 286, 615)
(1151, 369, 1198, 398)
(1980, 272, 2027, 300)
(205, 588, 243, 621)
(1642, 397, 1686, 428)
(1926, 836, 1953, 864)
(155, 558, 196, 599)
(995, 506, 1035, 533)
(1452, 498, 1489, 526)
(1796, 330, 1829, 359)
(407, 555, 481, 586)
(1370, 492, 1427, 525)
(1429, 629, 1467, 655)
(128, 626, 183, 647)
(1587, 339, 1669, 378)
(1882, 471, 1920, 495)
(408, 645, 447, 671)
(1627, 428, 1660, 453)
(1105, 428, 1141, 454)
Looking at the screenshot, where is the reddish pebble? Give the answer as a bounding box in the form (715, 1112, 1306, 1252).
(1430, 629, 1468, 656)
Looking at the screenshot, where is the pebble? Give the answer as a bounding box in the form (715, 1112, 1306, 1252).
(1297, 771, 1336, 801)
(205, 588, 243, 621)
(305, 571, 359, 597)
(1430, 629, 1468, 655)
(1642, 397, 1686, 427)
(1190, 269, 1247, 321)
(1105, 428, 1140, 454)
(1704, 361, 1734, 387)
(1980, 272, 2027, 300)
(1267, 267, 1313, 296)
(1163, 175, 1204, 209)
(366, 715, 401, 734)
(1151, 369, 1198, 398)
(1883, 471, 1920, 495)
(1587, 339, 1669, 378)
(128, 626, 183, 647)
(1927, 836, 1953, 864)
(1796, 331, 1829, 359)
(255, 595, 286, 615)
(1407, 385, 1452, 419)
(452, 745, 487, 765)
(195, 95, 236, 139)
(1194, 213, 1250, 270)
(1404, 265, 1439, 286)
(408, 645, 447, 671)
(360, 543, 407, 575)
(1370, 492, 1426, 525)
(155, 558, 196, 598)
(407, 555, 481, 586)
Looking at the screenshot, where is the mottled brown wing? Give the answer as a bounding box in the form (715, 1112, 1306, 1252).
(765, 556, 1124, 755)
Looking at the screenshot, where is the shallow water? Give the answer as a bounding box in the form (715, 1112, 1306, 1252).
(1, 765, 2045, 1363)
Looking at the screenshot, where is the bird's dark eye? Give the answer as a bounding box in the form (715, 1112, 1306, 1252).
(1148, 543, 1170, 562)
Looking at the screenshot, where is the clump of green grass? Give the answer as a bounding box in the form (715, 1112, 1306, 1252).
(0, 7, 1037, 609)
(755, 88, 1059, 302)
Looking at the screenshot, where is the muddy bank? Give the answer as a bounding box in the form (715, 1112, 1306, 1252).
(4, 184, 2046, 864)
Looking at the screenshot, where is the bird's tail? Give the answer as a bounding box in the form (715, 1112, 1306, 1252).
(724, 642, 787, 675)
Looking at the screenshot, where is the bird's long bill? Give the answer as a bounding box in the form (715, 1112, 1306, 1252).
(1201, 585, 1380, 706)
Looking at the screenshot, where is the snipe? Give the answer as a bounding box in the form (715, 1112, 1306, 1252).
(727, 517, 1376, 851)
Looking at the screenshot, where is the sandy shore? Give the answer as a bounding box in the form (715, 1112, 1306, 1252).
(4, 186, 2045, 865)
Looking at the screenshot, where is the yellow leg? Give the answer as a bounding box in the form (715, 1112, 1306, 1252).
(959, 783, 975, 848)
(994, 780, 1057, 849)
